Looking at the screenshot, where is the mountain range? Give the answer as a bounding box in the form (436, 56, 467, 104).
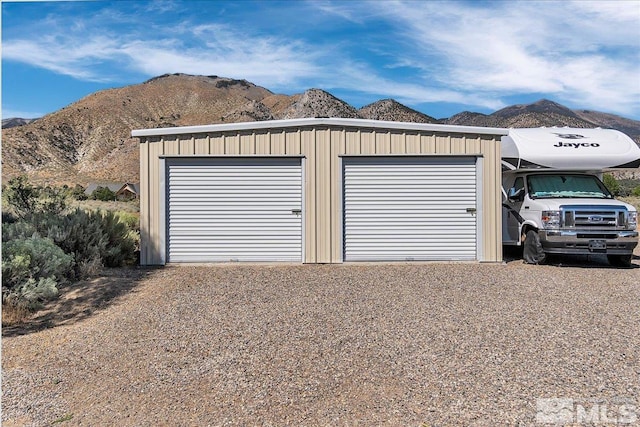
(2, 73, 639, 185)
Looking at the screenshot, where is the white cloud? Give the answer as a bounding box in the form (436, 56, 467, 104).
(2, 35, 121, 82)
(570, 0, 640, 23)
(2, 19, 323, 87)
(309, 0, 366, 24)
(143, 0, 181, 14)
(370, 0, 640, 116)
(116, 25, 323, 87)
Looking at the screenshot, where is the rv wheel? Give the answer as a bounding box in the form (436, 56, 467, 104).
(607, 254, 632, 268)
(523, 230, 547, 265)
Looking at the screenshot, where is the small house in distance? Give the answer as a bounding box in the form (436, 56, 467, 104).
(116, 183, 140, 200)
(84, 182, 140, 201)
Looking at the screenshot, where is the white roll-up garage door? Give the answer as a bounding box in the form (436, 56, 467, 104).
(166, 158, 303, 262)
(343, 157, 478, 261)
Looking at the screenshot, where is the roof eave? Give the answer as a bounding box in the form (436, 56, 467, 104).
(131, 117, 508, 138)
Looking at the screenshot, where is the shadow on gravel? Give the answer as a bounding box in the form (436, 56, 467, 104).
(503, 248, 640, 269)
(547, 254, 639, 269)
(2, 266, 159, 337)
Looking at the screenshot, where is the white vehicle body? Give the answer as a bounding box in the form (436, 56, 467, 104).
(501, 127, 640, 265)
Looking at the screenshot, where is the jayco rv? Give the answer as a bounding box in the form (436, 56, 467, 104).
(501, 127, 640, 266)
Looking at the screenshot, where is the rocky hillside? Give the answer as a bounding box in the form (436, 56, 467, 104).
(447, 99, 591, 127)
(359, 99, 437, 123)
(2, 74, 639, 185)
(2, 74, 275, 184)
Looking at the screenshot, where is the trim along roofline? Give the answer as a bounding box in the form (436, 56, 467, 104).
(132, 117, 509, 138)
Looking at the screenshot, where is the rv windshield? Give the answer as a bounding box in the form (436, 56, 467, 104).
(526, 174, 613, 199)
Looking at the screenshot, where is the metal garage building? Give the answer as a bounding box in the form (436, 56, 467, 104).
(132, 118, 507, 265)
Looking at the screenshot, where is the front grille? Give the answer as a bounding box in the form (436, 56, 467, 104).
(561, 205, 628, 229)
(574, 210, 617, 227)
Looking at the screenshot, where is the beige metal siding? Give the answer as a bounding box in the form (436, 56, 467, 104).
(316, 128, 332, 263)
(138, 124, 503, 265)
(147, 139, 164, 264)
(481, 135, 502, 262)
(139, 140, 150, 265)
(331, 128, 347, 262)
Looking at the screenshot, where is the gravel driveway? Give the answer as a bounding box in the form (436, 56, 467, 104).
(2, 255, 640, 426)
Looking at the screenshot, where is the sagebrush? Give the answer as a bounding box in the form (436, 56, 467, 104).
(2, 176, 139, 318)
(2, 236, 73, 310)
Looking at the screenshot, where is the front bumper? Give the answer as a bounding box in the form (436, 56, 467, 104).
(539, 229, 638, 255)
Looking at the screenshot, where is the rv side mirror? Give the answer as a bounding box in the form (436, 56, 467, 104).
(508, 187, 525, 202)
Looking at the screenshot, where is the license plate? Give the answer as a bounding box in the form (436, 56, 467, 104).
(588, 240, 607, 251)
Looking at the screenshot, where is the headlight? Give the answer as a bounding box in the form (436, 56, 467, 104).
(629, 211, 638, 230)
(542, 210, 561, 229)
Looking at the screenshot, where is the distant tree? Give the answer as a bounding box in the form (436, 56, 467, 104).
(603, 174, 620, 196)
(2, 176, 67, 218)
(2, 176, 39, 218)
(71, 184, 88, 200)
(91, 186, 116, 201)
(617, 178, 640, 197)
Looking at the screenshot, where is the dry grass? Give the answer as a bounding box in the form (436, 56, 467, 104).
(1, 304, 32, 326)
(69, 199, 140, 213)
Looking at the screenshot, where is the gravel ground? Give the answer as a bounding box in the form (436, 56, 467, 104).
(2, 253, 640, 426)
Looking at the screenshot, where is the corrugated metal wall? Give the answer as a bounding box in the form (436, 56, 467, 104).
(138, 125, 502, 265)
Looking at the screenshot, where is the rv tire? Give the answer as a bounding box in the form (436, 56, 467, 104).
(523, 230, 547, 265)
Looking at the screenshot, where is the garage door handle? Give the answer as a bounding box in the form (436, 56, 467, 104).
(466, 208, 477, 214)
(291, 209, 302, 216)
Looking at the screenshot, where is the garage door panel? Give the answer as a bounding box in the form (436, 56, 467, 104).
(346, 229, 476, 236)
(167, 158, 302, 262)
(343, 157, 477, 261)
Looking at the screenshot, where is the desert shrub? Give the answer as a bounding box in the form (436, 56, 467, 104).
(98, 210, 137, 267)
(73, 184, 88, 200)
(2, 211, 18, 224)
(30, 209, 107, 278)
(2, 180, 139, 313)
(2, 220, 38, 242)
(4, 278, 59, 311)
(76, 257, 104, 279)
(115, 211, 140, 233)
(39, 185, 68, 214)
(617, 178, 640, 197)
(2, 236, 73, 310)
(633, 186, 640, 197)
(2, 236, 73, 286)
(27, 208, 137, 274)
(2, 176, 40, 218)
(2, 176, 67, 218)
(115, 211, 140, 254)
(91, 186, 116, 201)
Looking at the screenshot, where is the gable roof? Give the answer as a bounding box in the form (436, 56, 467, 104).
(117, 183, 140, 196)
(84, 183, 123, 195)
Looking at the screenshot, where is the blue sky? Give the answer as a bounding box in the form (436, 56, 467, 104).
(2, 0, 640, 120)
